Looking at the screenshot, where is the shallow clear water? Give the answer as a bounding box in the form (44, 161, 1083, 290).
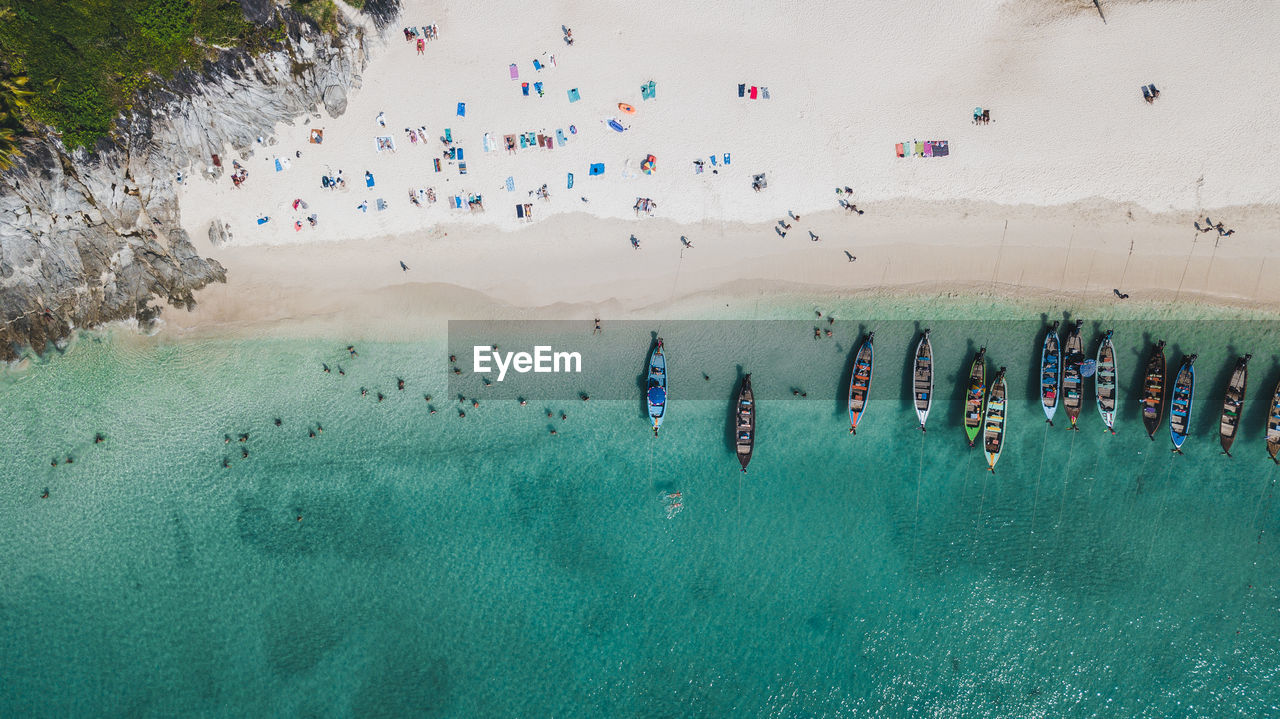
(3, 308, 1280, 716)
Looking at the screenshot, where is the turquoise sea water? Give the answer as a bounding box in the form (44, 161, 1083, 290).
(4, 306, 1280, 716)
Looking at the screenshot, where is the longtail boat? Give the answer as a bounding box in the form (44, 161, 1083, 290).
(913, 330, 933, 432)
(735, 374, 755, 472)
(847, 332, 874, 434)
(1094, 330, 1117, 434)
(984, 367, 1008, 472)
(1267, 378, 1280, 464)
(1062, 319, 1085, 429)
(1218, 354, 1250, 456)
(1169, 354, 1197, 452)
(1141, 340, 1167, 440)
(1040, 321, 1061, 426)
(646, 338, 667, 436)
(964, 347, 987, 447)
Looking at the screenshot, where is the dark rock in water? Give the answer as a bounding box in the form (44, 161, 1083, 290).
(0, 6, 388, 361)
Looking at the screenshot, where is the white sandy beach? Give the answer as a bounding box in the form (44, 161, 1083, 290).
(172, 0, 1280, 338)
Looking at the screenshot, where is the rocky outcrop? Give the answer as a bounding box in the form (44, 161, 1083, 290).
(0, 3, 384, 360)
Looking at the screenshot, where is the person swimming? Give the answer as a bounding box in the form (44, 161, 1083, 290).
(241, 448, 249, 458)
(361, 387, 368, 396)
(94, 433, 104, 444)
(338, 366, 345, 376)
(224, 435, 232, 444)
(239, 433, 249, 442)
(377, 392, 384, 402)
(449, 355, 457, 363)
(41, 489, 49, 498)
(424, 394, 432, 402)
(316, 424, 322, 433)
(274, 418, 282, 426)
(323, 363, 330, 373)
(222, 459, 230, 468)
(397, 378, 405, 390)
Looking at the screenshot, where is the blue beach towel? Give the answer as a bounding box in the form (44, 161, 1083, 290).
(376, 198, 387, 211)
(456, 148, 464, 160)
(567, 172, 574, 189)
(274, 158, 283, 172)
(589, 163, 604, 176)
(506, 176, 515, 192)
(365, 172, 375, 188)
(738, 83, 745, 97)
(723, 153, 730, 165)
(457, 102, 466, 117)
(567, 88, 580, 103)
(534, 82, 544, 96)
(556, 129, 567, 146)
(533, 59, 542, 71)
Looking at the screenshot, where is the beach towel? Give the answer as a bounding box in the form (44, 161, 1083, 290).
(274, 158, 283, 172)
(934, 140, 949, 156)
(556, 129, 567, 146)
(738, 83, 745, 97)
(534, 82, 544, 96)
(895, 143, 904, 158)
(365, 172, 375, 188)
(459, 162, 467, 174)
(914, 141, 924, 156)
(433, 158, 441, 172)
(533, 59, 542, 71)
(256, 216, 269, 225)
(376, 198, 387, 211)
(309, 129, 323, 144)
(454, 196, 463, 209)
(761, 87, 770, 99)
(589, 163, 604, 176)
(749, 86, 758, 99)
(516, 204, 525, 218)
(724, 153, 730, 165)
(608, 119, 626, 132)
(457, 102, 466, 117)
(506, 176, 515, 192)
(522, 82, 530, 96)
(709, 154, 717, 166)
(483, 133, 494, 152)
(923, 142, 934, 158)
(375, 136, 396, 153)
(444, 128, 452, 143)
(456, 148, 464, 160)
(642, 81, 656, 100)
(510, 63, 518, 79)
(568, 87, 580, 102)
(519, 135, 528, 149)
(567, 172, 574, 189)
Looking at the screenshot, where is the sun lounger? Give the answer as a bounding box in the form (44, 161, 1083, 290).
(522, 82, 530, 96)
(738, 83, 745, 97)
(457, 102, 465, 116)
(568, 87, 580, 102)
(589, 163, 604, 176)
(510, 63, 518, 79)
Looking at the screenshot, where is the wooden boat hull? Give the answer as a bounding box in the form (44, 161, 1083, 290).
(1040, 321, 1060, 425)
(1219, 354, 1249, 456)
(646, 339, 667, 436)
(1094, 331, 1117, 433)
(1169, 355, 1196, 451)
(913, 330, 933, 431)
(1062, 320, 1084, 429)
(847, 333, 874, 434)
(984, 368, 1008, 471)
(964, 348, 987, 447)
(1267, 378, 1280, 464)
(736, 374, 755, 472)
(1141, 341, 1167, 439)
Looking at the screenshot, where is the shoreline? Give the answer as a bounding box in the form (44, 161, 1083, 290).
(158, 195, 1280, 347)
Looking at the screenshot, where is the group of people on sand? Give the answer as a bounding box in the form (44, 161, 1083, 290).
(1194, 216, 1235, 237)
(403, 24, 440, 54)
